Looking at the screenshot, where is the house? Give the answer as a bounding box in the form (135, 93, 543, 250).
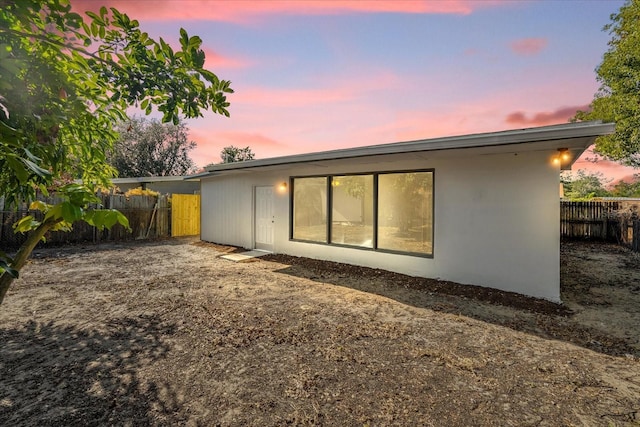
(110, 176, 200, 195)
(195, 121, 614, 302)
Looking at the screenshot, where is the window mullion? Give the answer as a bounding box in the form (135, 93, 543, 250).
(373, 174, 378, 250)
(327, 176, 332, 244)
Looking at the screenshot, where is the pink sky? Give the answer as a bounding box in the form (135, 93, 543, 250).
(73, 0, 635, 181)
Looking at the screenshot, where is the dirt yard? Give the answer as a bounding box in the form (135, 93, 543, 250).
(1, 238, 639, 426)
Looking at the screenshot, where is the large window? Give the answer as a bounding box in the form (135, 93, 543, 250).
(331, 175, 374, 248)
(378, 172, 433, 255)
(292, 177, 327, 242)
(291, 170, 433, 256)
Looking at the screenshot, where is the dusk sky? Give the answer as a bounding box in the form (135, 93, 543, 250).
(75, 0, 636, 182)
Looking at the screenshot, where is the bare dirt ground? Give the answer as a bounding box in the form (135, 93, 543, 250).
(1, 238, 639, 426)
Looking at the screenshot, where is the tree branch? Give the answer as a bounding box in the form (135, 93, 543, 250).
(0, 217, 62, 306)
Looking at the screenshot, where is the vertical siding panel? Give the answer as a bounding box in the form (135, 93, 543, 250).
(200, 175, 260, 248)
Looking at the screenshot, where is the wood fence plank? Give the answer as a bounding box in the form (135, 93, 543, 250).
(560, 200, 622, 241)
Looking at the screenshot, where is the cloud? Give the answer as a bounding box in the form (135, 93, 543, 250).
(232, 86, 353, 108)
(71, 1, 498, 23)
(201, 48, 253, 70)
(505, 105, 588, 127)
(231, 69, 400, 108)
(572, 146, 638, 183)
(612, 174, 639, 185)
(216, 131, 288, 152)
(189, 129, 292, 166)
(510, 38, 548, 56)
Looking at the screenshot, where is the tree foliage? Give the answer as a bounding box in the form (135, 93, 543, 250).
(576, 0, 640, 166)
(561, 170, 611, 200)
(610, 174, 640, 197)
(109, 117, 197, 177)
(0, 0, 232, 305)
(220, 145, 255, 163)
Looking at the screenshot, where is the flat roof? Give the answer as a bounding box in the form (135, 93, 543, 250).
(191, 121, 614, 178)
(110, 176, 200, 183)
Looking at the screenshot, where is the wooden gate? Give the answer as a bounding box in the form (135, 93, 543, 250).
(171, 194, 200, 237)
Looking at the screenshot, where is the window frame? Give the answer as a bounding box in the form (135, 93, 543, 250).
(289, 169, 435, 258)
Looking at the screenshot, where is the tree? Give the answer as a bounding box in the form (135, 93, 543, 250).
(0, 1, 232, 305)
(610, 174, 640, 197)
(109, 117, 197, 177)
(220, 145, 255, 163)
(561, 170, 611, 200)
(575, 0, 640, 166)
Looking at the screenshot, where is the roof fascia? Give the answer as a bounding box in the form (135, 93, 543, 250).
(196, 121, 614, 178)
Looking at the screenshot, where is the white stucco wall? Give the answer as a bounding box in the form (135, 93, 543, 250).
(200, 149, 561, 301)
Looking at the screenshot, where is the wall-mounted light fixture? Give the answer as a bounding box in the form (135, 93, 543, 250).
(552, 148, 570, 166)
(278, 182, 288, 192)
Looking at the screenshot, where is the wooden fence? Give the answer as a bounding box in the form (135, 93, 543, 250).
(560, 201, 621, 240)
(0, 194, 171, 249)
(560, 200, 640, 252)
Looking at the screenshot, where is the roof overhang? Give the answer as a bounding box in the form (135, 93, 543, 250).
(190, 121, 614, 179)
(110, 175, 200, 183)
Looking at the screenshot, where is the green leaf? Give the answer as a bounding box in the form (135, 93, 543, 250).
(6, 156, 29, 183)
(30, 200, 51, 212)
(0, 252, 19, 279)
(85, 209, 131, 231)
(44, 204, 63, 222)
(22, 158, 52, 179)
(13, 215, 40, 233)
(61, 201, 83, 222)
(179, 28, 189, 49)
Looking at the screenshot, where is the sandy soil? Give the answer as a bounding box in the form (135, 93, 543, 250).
(0, 238, 639, 426)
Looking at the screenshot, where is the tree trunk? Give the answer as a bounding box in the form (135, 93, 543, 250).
(0, 219, 57, 306)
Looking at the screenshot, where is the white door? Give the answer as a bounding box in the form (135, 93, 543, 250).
(255, 186, 275, 251)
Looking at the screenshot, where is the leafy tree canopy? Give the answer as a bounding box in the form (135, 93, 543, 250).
(0, 0, 232, 304)
(220, 145, 255, 163)
(610, 174, 640, 197)
(561, 170, 611, 200)
(576, 0, 640, 166)
(109, 117, 197, 177)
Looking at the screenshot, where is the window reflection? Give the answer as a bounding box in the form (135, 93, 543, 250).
(377, 172, 433, 255)
(331, 175, 374, 247)
(292, 177, 327, 242)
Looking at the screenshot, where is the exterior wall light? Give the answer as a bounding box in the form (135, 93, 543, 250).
(278, 182, 287, 192)
(552, 148, 570, 166)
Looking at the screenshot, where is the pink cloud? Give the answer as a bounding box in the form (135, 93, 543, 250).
(201, 48, 253, 70)
(231, 70, 400, 108)
(510, 38, 548, 56)
(505, 105, 588, 127)
(71, 1, 500, 23)
(613, 174, 640, 185)
(573, 146, 639, 183)
(216, 131, 288, 153)
(232, 86, 352, 108)
(189, 129, 292, 166)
